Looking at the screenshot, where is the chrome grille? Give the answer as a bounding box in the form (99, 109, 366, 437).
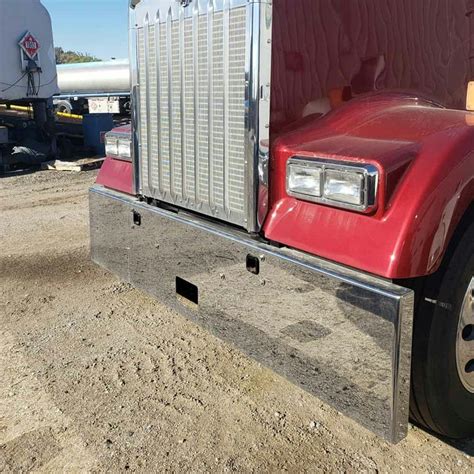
(136, 2, 248, 227)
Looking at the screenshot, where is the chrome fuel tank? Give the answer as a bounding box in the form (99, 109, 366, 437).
(57, 60, 131, 95)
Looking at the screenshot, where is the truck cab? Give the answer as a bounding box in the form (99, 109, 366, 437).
(90, 0, 474, 442)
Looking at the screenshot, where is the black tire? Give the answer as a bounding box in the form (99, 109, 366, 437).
(410, 219, 474, 438)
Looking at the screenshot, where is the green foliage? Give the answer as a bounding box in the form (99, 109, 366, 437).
(55, 47, 102, 64)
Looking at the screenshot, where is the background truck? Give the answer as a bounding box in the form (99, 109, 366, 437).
(0, 0, 59, 172)
(55, 59, 131, 116)
(90, 0, 474, 443)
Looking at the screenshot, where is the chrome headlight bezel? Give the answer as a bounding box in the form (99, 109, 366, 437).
(286, 157, 379, 213)
(105, 132, 132, 161)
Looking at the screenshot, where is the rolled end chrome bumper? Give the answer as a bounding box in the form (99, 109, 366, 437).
(90, 186, 414, 443)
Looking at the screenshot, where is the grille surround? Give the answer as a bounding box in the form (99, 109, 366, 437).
(131, 0, 272, 231)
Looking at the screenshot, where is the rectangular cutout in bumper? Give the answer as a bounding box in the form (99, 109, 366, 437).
(89, 186, 414, 443)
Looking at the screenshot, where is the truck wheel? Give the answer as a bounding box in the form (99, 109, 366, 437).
(410, 220, 474, 438)
(56, 100, 72, 115)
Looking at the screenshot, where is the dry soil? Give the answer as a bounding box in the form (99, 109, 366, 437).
(1, 169, 473, 472)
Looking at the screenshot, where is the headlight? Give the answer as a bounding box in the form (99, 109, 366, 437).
(324, 169, 365, 206)
(105, 133, 132, 161)
(287, 158, 378, 212)
(287, 161, 322, 198)
(117, 138, 132, 158)
(105, 136, 118, 157)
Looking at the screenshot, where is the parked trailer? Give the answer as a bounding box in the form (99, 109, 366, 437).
(91, 0, 474, 443)
(0, 0, 59, 172)
(55, 60, 131, 115)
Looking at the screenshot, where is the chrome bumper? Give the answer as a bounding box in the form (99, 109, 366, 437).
(89, 185, 414, 443)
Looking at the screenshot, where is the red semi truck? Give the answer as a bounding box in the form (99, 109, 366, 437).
(90, 0, 474, 443)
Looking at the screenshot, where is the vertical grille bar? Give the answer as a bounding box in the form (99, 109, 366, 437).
(227, 7, 246, 215)
(223, 0, 230, 211)
(207, 0, 214, 209)
(179, 6, 186, 199)
(193, 2, 200, 203)
(198, 12, 208, 204)
(166, 8, 174, 196)
(192, 1, 200, 202)
(143, 15, 154, 194)
(154, 12, 162, 191)
(171, 15, 183, 198)
(137, 27, 148, 192)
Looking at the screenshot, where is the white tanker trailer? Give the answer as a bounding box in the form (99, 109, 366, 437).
(55, 60, 131, 115)
(0, 0, 59, 172)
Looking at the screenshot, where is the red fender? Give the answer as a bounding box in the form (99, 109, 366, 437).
(96, 157, 134, 196)
(264, 93, 474, 279)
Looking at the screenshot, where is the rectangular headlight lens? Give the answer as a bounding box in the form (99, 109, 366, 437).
(105, 136, 118, 157)
(324, 169, 365, 206)
(287, 162, 322, 198)
(117, 138, 132, 158)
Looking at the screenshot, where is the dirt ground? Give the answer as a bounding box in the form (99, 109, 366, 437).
(1, 169, 473, 473)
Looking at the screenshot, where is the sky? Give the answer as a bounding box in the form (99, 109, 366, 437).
(42, 0, 130, 60)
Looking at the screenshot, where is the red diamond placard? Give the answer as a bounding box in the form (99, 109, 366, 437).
(19, 32, 40, 60)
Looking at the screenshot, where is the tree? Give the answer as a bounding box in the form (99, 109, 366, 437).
(55, 47, 102, 64)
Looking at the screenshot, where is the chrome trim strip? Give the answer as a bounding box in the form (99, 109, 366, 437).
(243, 2, 254, 229)
(131, 90, 140, 193)
(129, 5, 140, 195)
(243, 1, 272, 232)
(393, 292, 413, 441)
(90, 185, 414, 443)
(256, 1, 272, 228)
